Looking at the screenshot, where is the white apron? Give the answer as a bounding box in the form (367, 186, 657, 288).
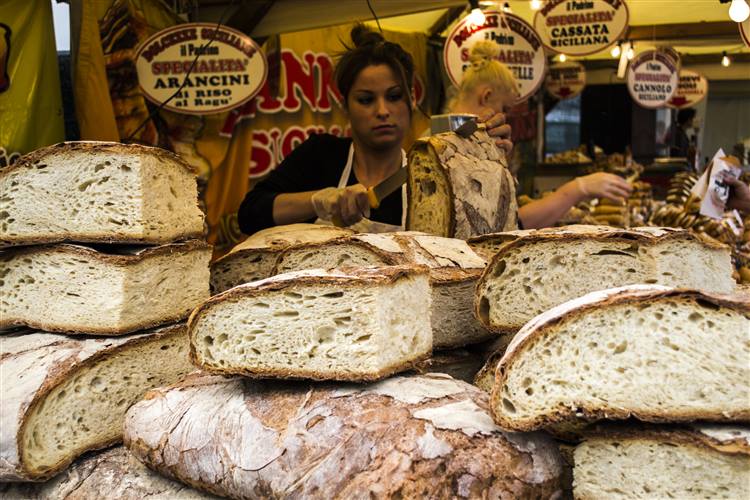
(315, 144, 407, 233)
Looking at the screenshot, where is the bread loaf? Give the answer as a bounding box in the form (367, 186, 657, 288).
(0, 241, 211, 335)
(0, 324, 194, 481)
(406, 129, 518, 239)
(210, 223, 353, 293)
(274, 232, 490, 348)
(190, 267, 432, 382)
(490, 286, 750, 431)
(0, 446, 216, 499)
(124, 372, 565, 499)
(0, 141, 204, 246)
(475, 226, 736, 334)
(574, 425, 750, 499)
(468, 228, 536, 259)
(413, 348, 486, 383)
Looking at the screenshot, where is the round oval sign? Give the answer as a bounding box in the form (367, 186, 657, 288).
(534, 0, 629, 56)
(546, 62, 586, 99)
(667, 70, 708, 109)
(740, 17, 750, 48)
(135, 23, 267, 115)
(627, 49, 679, 109)
(444, 11, 547, 103)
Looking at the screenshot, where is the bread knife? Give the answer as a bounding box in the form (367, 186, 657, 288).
(454, 118, 478, 138)
(331, 167, 408, 226)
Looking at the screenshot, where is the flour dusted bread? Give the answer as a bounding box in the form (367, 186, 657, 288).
(124, 372, 565, 499)
(407, 129, 517, 239)
(0, 241, 211, 335)
(191, 267, 432, 382)
(274, 232, 490, 348)
(573, 425, 750, 500)
(0, 446, 216, 499)
(210, 223, 353, 293)
(490, 286, 750, 431)
(476, 226, 735, 333)
(0, 324, 194, 481)
(0, 141, 204, 246)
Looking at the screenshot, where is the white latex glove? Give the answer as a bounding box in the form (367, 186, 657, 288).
(311, 184, 370, 227)
(575, 172, 633, 202)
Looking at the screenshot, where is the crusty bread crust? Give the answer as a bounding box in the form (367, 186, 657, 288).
(490, 287, 750, 431)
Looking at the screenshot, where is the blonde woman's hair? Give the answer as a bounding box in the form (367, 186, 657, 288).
(458, 41, 518, 100)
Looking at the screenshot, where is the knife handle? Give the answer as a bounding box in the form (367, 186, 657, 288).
(366, 188, 380, 210)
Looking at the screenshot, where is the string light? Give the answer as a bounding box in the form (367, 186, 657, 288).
(468, 0, 486, 25)
(722, 51, 731, 67)
(626, 41, 635, 60)
(502, 2, 512, 13)
(530, 0, 543, 10)
(611, 42, 621, 58)
(559, 53, 567, 62)
(728, 0, 750, 23)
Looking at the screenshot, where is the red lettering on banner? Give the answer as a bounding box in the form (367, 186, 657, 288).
(281, 126, 308, 157)
(316, 54, 343, 111)
(255, 79, 282, 113)
(282, 51, 317, 112)
(249, 131, 273, 177)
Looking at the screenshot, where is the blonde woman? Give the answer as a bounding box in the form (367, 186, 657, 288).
(451, 41, 632, 229)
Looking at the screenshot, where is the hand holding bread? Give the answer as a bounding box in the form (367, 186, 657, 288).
(477, 108, 513, 154)
(311, 185, 370, 226)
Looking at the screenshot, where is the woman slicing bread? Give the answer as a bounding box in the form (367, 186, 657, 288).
(449, 41, 632, 229)
(238, 25, 512, 235)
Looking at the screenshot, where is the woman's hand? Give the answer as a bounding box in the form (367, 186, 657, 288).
(477, 108, 513, 155)
(575, 172, 633, 202)
(311, 184, 371, 226)
(721, 172, 750, 215)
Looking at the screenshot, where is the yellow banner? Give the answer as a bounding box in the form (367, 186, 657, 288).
(0, 0, 64, 164)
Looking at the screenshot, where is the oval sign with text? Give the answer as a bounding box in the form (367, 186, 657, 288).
(741, 17, 750, 48)
(534, 0, 629, 56)
(626, 49, 679, 109)
(135, 23, 267, 115)
(667, 70, 708, 109)
(546, 62, 586, 99)
(444, 11, 547, 103)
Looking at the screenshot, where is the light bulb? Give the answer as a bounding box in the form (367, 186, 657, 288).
(559, 53, 567, 62)
(729, 0, 750, 23)
(611, 43, 621, 58)
(502, 2, 512, 13)
(722, 52, 731, 67)
(468, 7, 486, 25)
(530, 0, 543, 10)
(626, 45, 635, 60)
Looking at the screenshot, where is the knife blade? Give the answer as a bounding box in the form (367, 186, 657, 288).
(367, 167, 408, 209)
(454, 118, 478, 138)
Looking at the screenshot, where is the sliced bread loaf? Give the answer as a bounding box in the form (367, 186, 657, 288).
(490, 286, 750, 431)
(274, 232, 490, 348)
(475, 226, 736, 334)
(0, 446, 217, 499)
(0, 323, 194, 481)
(124, 372, 565, 499)
(0, 241, 211, 335)
(574, 425, 750, 500)
(0, 141, 204, 246)
(406, 129, 518, 239)
(190, 267, 432, 382)
(210, 223, 353, 293)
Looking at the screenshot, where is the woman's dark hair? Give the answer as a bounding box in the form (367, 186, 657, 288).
(677, 108, 696, 126)
(334, 25, 415, 109)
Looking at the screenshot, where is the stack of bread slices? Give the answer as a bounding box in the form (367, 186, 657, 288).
(0, 141, 211, 490)
(471, 225, 749, 499)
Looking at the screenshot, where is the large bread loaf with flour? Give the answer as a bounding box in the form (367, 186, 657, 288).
(573, 425, 750, 500)
(210, 223, 353, 293)
(489, 286, 750, 432)
(0, 446, 217, 499)
(190, 267, 432, 382)
(475, 226, 736, 334)
(274, 232, 490, 348)
(0, 324, 194, 481)
(124, 372, 565, 499)
(0, 241, 211, 335)
(407, 129, 517, 239)
(0, 142, 204, 246)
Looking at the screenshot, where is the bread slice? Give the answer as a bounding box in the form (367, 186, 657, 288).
(490, 286, 750, 431)
(0, 241, 211, 335)
(274, 232, 490, 348)
(190, 267, 432, 382)
(468, 228, 536, 259)
(574, 425, 750, 499)
(0, 141, 205, 246)
(475, 226, 736, 334)
(124, 372, 565, 498)
(0, 323, 194, 481)
(0, 446, 217, 499)
(406, 129, 518, 239)
(210, 223, 353, 293)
